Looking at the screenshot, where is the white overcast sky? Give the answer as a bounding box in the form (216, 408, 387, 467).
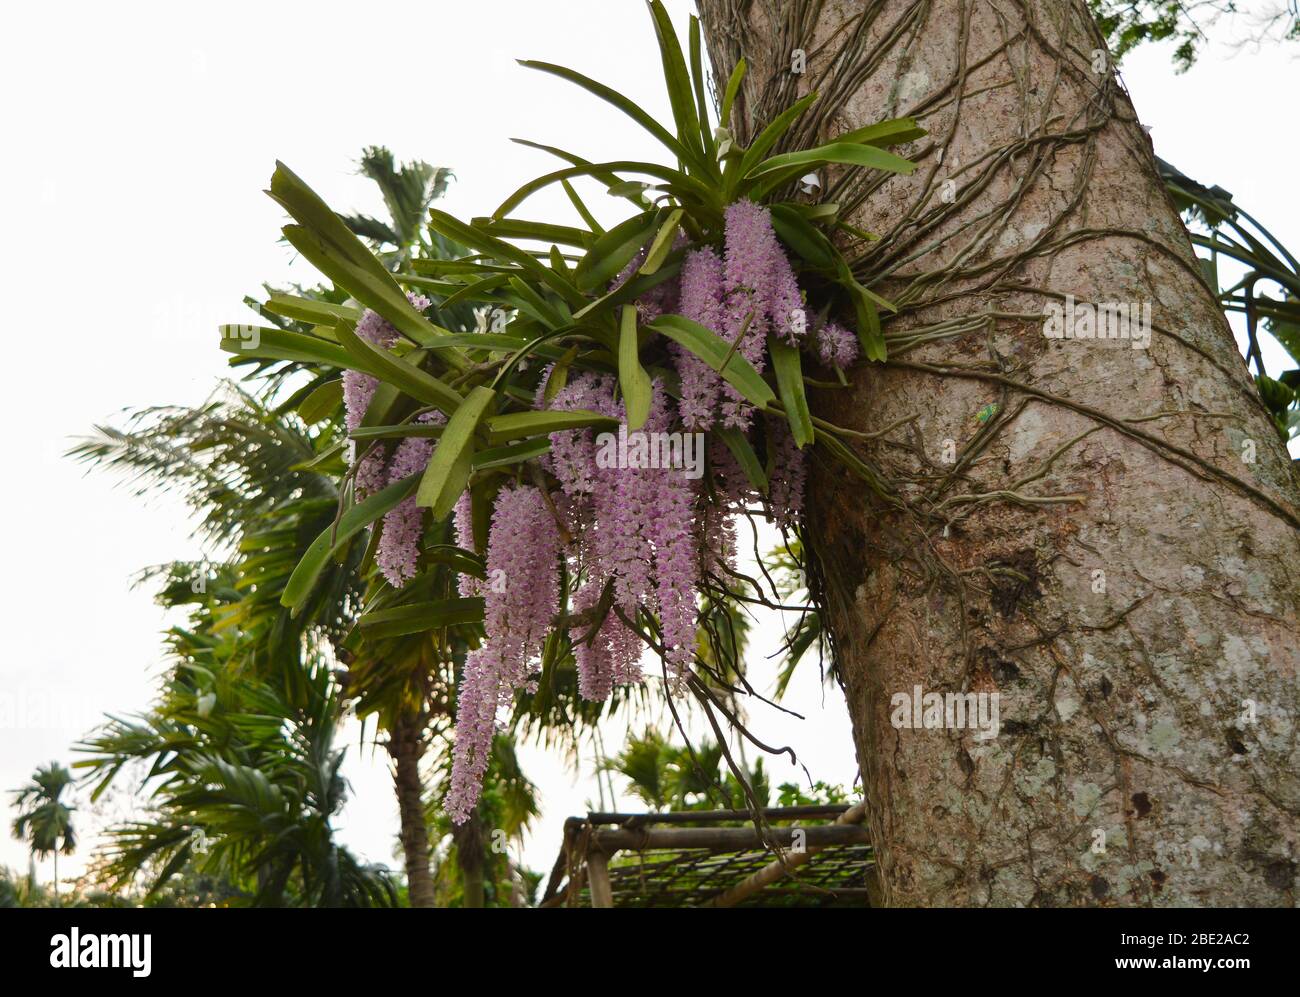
(1, 1, 1296, 887)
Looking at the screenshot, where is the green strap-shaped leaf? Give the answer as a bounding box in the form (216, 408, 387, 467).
(360, 379, 413, 431)
(410, 258, 521, 276)
(437, 274, 510, 310)
(282, 225, 467, 366)
(281, 472, 420, 612)
(359, 597, 485, 639)
(335, 319, 464, 416)
(294, 441, 347, 473)
(836, 117, 926, 148)
(852, 278, 897, 314)
(746, 142, 916, 179)
(715, 426, 768, 495)
(738, 93, 819, 178)
(505, 275, 565, 328)
(218, 325, 353, 368)
(263, 293, 362, 327)
(471, 436, 552, 470)
(421, 544, 487, 579)
(640, 208, 685, 276)
(720, 58, 746, 130)
(491, 161, 714, 228)
(427, 209, 583, 306)
(516, 59, 705, 176)
(833, 259, 891, 362)
(481, 409, 620, 446)
(688, 16, 716, 160)
(849, 284, 886, 363)
(471, 217, 591, 247)
(619, 305, 653, 431)
(271, 164, 466, 368)
(417, 385, 497, 520)
(574, 257, 683, 322)
(649, 314, 776, 409)
(562, 178, 604, 235)
(543, 345, 579, 402)
(768, 337, 815, 448)
(574, 210, 657, 292)
(512, 139, 648, 209)
(297, 379, 343, 424)
(770, 204, 837, 271)
(350, 423, 446, 441)
(268, 162, 398, 291)
(749, 162, 818, 201)
(550, 246, 571, 277)
(647, 0, 706, 168)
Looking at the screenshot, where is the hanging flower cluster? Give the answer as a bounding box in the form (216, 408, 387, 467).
(433, 201, 852, 821)
(376, 411, 445, 588)
(548, 373, 696, 692)
(249, 3, 919, 827)
(233, 0, 925, 831)
(445, 483, 561, 823)
(328, 196, 869, 822)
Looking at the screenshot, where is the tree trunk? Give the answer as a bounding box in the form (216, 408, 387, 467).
(452, 812, 487, 908)
(699, 0, 1300, 906)
(388, 712, 435, 908)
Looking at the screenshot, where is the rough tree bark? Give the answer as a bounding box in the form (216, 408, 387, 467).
(388, 711, 435, 908)
(698, 0, 1300, 906)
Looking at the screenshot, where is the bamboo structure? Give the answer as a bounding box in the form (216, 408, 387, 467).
(540, 804, 874, 908)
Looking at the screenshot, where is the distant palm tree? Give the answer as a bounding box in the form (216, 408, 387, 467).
(11, 763, 77, 906)
(604, 730, 770, 812)
(78, 612, 398, 908)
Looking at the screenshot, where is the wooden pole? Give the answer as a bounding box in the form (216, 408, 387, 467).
(587, 850, 614, 908)
(591, 823, 868, 852)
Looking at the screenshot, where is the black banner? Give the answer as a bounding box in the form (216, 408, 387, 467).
(0, 908, 1285, 981)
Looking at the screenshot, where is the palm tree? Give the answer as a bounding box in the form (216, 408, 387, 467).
(340, 146, 457, 270)
(70, 149, 540, 905)
(77, 577, 397, 907)
(426, 737, 540, 907)
(70, 148, 458, 904)
(604, 730, 769, 812)
(77, 146, 688, 905)
(11, 763, 77, 906)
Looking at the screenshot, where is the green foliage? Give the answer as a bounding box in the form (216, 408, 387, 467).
(76, 623, 398, 908)
(604, 728, 848, 814)
(70, 148, 591, 904)
(603, 729, 761, 810)
(1159, 158, 1300, 442)
(11, 763, 77, 860)
(341, 146, 455, 262)
(427, 738, 541, 907)
(227, 2, 920, 668)
(1088, 1, 1299, 71)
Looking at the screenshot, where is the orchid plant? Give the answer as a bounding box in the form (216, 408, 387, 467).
(220, 0, 923, 822)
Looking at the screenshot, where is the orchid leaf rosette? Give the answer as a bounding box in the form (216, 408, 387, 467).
(221, 1, 922, 822)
